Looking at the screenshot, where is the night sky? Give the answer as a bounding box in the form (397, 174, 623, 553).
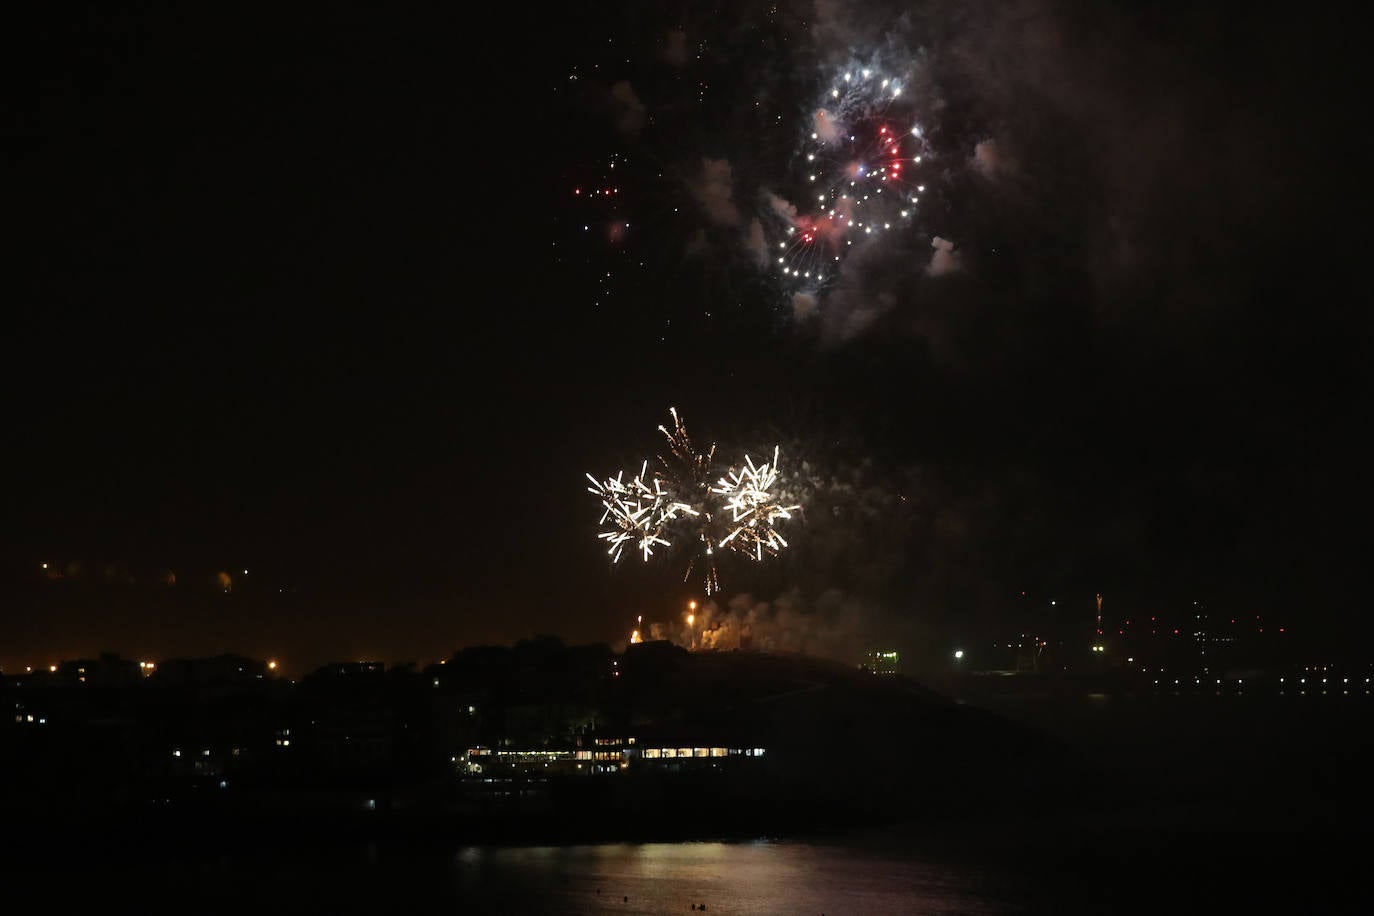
(5, 3, 1366, 673)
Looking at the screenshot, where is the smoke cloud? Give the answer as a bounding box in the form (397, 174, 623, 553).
(971, 138, 1007, 178)
(663, 30, 688, 67)
(690, 158, 741, 226)
(746, 218, 769, 266)
(765, 191, 799, 224)
(926, 236, 960, 276)
(610, 81, 646, 136)
(642, 589, 933, 666)
(811, 108, 842, 144)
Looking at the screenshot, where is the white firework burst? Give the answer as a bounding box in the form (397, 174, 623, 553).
(713, 447, 802, 562)
(588, 409, 802, 594)
(586, 461, 680, 562)
(769, 59, 932, 291)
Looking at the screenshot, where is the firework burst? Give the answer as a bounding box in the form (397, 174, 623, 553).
(713, 447, 802, 562)
(587, 410, 802, 595)
(586, 461, 682, 563)
(769, 61, 931, 290)
(654, 407, 721, 592)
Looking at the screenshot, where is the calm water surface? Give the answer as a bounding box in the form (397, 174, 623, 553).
(14, 822, 1364, 912)
(36, 834, 1023, 911)
(448, 839, 1019, 914)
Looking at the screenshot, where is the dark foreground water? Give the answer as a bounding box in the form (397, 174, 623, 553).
(9, 816, 1367, 913)
(447, 840, 1011, 916)
(7, 834, 1016, 912)
(444, 839, 1016, 914)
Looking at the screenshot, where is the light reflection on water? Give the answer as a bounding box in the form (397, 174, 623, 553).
(451, 839, 1017, 914)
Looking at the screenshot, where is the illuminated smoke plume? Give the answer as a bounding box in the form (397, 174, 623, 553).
(642, 590, 918, 664)
(971, 138, 1006, 178)
(691, 158, 741, 226)
(610, 81, 646, 136)
(927, 236, 961, 276)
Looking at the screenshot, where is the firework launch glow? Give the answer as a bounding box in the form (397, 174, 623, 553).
(769, 61, 931, 291)
(587, 409, 802, 594)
